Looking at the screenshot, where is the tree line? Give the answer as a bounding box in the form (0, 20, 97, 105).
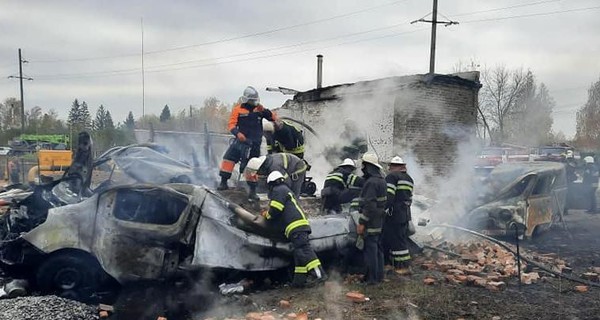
(0, 96, 234, 153)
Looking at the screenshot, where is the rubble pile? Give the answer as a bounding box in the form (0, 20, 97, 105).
(0, 296, 98, 320)
(419, 241, 574, 290)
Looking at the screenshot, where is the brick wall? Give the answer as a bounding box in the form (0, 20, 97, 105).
(279, 72, 480, 178)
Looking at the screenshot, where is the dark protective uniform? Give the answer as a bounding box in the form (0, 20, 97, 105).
(219, 103, 274, 183)
(322, 166, 361, 213)
(266, 183, 323, 285)
(257, 153, 307, 197)
(583, 163, 599, 213)
(266, 120, 305, 159)
(358, 164, 387, 284)
(383, 171, 414, 268)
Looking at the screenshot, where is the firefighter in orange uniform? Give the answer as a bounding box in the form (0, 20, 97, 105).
(218, 86, 275, 201)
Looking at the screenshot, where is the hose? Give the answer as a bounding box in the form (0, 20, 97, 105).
(279, 117, 319, 138)
(427, 223, 600, 288)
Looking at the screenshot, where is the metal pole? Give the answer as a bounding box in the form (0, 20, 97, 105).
(316, 55, 323, 89)
(141, 18, 145, 118)
(429, 0, 438, 74)
(514, 224, 522, 289)
(18, 49, 25, 132)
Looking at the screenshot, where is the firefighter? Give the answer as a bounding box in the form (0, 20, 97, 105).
(357, 153, 387, 284)
(218, 86, 275, 201)
(263, 171, 326, 287)
(383, 156, 414, 275)
(322, 158, 361, 214)
(583, 156, 599, 214)
(263, 119, 305, 159)
(246, 153, 307, 197)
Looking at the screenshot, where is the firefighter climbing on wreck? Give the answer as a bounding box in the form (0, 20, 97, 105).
(383, 156, 414, 275)
(263, 119, 305, 159)
(245, 153, 308, 197)
(263, 170, 327, 287)
(321, 158, 363, 214)
(218, 86, 275, 202)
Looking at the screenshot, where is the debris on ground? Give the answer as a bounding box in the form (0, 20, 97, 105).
(0, 296, 98, 320)
(575, 285, 589, 293)
(419, 241, 574, 290)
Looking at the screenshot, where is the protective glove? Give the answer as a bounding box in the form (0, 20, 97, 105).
(236, 132, 247, 142)
(261, 210, 270, 219)
(356, 224, 365, 235)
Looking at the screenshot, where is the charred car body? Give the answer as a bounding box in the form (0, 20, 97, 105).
(466, 162, 567, 238)
(0, 136, 356, 301)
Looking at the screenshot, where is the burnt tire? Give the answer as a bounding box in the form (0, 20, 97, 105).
(36, 252, 102, 302)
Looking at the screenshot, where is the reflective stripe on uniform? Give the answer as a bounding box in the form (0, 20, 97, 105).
(294, 266, 308, 274)
(359, 213, 370, 221)
(306, 259, 321, 271)
(270, 200, 284, 211)
(366, 228, 382, 234)
(387, 183, 396, 195)
(285, 193, 310, 237)
(391, 250, 410, 255)
(397, 180, 414, 191)
(285, 219, 310, 238)
(376, 196, 387, 203)
(326, 173, 345, 185)
(393, 255, 412, 262)
(283, 145, 305, 154)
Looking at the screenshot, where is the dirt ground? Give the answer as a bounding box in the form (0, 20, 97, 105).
(193, 209, 600, 320)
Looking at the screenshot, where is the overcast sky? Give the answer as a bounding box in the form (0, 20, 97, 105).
(1, 0, 599, 138)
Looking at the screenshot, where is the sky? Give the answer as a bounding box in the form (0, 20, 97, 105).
(0, 0, 599, 138)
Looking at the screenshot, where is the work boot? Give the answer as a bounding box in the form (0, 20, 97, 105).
(217, 178, 229, 191)
(291, 274, 307, 288)
(394, 267, 412, 276)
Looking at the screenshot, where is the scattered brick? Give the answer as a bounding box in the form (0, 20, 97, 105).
(285, 313, 297, 320)
(346, 291, 367, 303)
(260, 315, 276, 320)
(486, 281, 507, 291)
(421, 263, 436, 270)
(581, 272, 599, 282)
(575, 286, 589, 293)
(295, 313, 309, 320)
(423, 277, 436, 285)
(246, 312, 262, 320)
(157, 317, 167, 320)
(98, 304, 114, 313)
(99, 311, 109, 318)
(279, 300, 291, 309)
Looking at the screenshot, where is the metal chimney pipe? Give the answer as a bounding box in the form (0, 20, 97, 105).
(316, 54, 323, 89)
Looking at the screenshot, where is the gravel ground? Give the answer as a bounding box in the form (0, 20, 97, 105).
(0, 296, 98, 320)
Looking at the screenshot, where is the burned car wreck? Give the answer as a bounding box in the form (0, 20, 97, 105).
(0, 139, 356, 301)
(466, 162, 567, 238)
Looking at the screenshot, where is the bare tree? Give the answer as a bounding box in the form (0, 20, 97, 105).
(575, 76, 600, 149)
(480, 66, 527, 144)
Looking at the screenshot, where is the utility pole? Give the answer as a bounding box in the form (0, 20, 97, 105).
(8, 48, 33, 132)
(411, 0, 458, 74)
(141, 18, 146, 118)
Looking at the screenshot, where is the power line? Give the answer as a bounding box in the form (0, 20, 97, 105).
(28, 0, 408, 63)
(33, 21, 410, 79)
(33, 28, 428, 80)
(461, 5, 600, 24)
(450, 0, 561, 18)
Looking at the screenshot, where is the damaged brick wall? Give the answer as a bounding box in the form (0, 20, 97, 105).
(279, 72, 480, 177)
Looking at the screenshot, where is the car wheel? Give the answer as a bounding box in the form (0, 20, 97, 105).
(36, 252, 101, 302)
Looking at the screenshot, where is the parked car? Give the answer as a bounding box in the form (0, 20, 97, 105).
(0, 146, 12, 156)
(466, 162, 567, 238)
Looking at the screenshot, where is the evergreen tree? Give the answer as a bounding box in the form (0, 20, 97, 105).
(105, 110, 115, 129)
(80, 101, 92, 129)
(93, 105, 108, 131)
(125, 111, 135, 130)
(160, 105, 171, 122)
(68, 99, 81, 127)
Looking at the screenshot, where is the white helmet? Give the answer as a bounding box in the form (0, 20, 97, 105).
(241, 86, 260, 105)
(566, 150, 574, 158)
(246, 156, 267, 171)
(584, 156, 595, 164)
(262, 119, 275, 132)
(390, 156, 406, 165)
(361, 153, 382, 169)
(338, 158, 356, 168)
(267, 171, 285, 184)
